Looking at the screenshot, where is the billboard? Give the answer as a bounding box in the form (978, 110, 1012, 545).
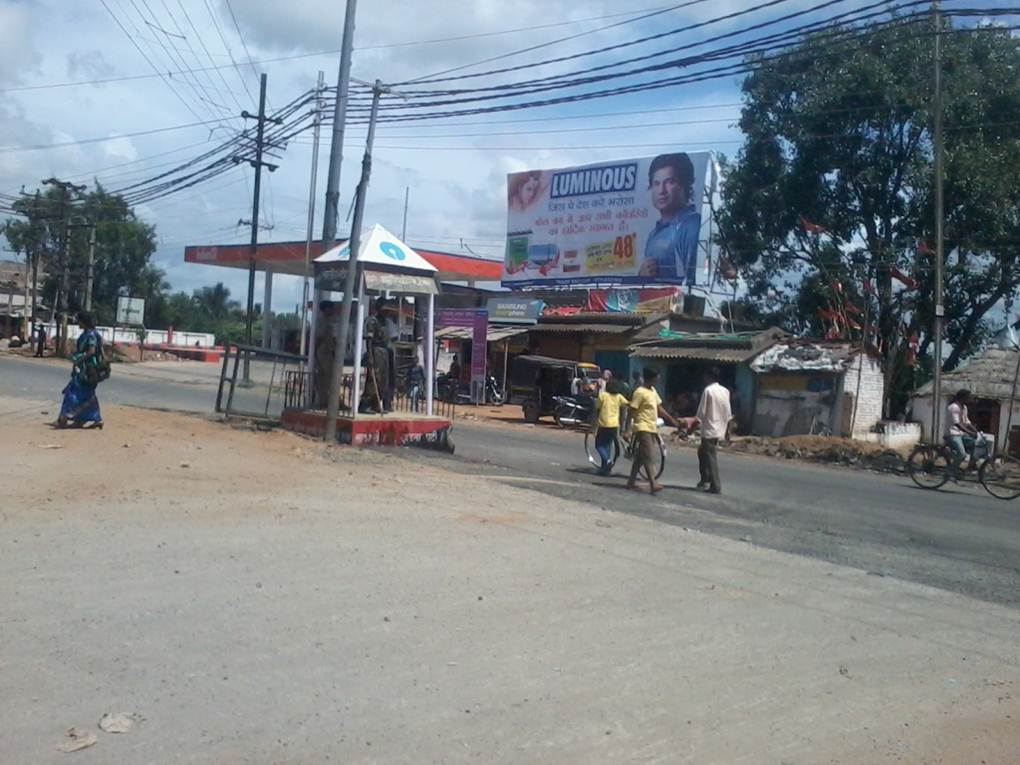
(502, 152, 711, 289)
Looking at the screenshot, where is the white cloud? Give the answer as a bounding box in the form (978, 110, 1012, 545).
(1, 0, 769, 309)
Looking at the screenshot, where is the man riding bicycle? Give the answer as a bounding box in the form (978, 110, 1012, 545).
(945, 389, 987, 479)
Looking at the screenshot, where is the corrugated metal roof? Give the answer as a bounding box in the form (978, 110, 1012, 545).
(630, 346, 760, 362)
(529, 323, 634, 334)
(915, 347, 1020, 400)
(435, 325, 528, 342)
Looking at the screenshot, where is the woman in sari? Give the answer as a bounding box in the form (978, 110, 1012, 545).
(57, 311, 104, 429)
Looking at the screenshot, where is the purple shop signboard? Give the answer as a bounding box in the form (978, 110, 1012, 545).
(437, 309, 488, 404)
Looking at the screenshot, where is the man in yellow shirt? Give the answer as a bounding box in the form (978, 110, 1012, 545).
(628, 367, 679, 493)
(593, 381, 628, 475)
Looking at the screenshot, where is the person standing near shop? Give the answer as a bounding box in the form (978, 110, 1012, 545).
(695, 367, 732, 494)
(627, 367, 679, 493)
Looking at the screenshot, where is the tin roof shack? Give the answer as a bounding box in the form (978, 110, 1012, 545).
(750, 341, 884, 439)
(524, 311, 668, 378)
(912, 347, 1020, 453)
(629, 328, 786, 428)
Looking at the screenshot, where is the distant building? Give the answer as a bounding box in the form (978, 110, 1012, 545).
(0, 259, 49, 337)
(913, 346, 1020, 453)
(749, 341, 885, 439)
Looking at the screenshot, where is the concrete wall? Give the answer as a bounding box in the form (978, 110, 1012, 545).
(55, 322, 216, 348)
(835, 354, 885, 438)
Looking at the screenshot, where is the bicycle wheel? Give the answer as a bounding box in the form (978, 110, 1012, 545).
(631, 433, 666, 481)
(979, 454, 1020, 500)
(584, 431, 620, 471)
(907, 444, 950, 490)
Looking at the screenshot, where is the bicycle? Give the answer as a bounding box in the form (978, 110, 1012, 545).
(978, 452, 1020, 500)
(906, 432, 997, 491)
(584, 427, 667, 480)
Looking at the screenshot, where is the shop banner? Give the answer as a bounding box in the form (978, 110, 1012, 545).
(485, 297, 544, 324)
(503, 152, 710, 288)
(437, 309, 488, 404)
(586, 288, 680, 314)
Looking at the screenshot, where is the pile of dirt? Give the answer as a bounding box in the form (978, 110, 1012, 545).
(107, 343, 182, 363)
(728, 434, 908, 473)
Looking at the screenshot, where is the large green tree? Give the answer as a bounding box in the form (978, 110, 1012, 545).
(716, 16, 1020, 413)
(3, 183, 165, 327)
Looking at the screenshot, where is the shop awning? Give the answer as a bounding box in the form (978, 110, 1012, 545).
(435, 325, 527, 342)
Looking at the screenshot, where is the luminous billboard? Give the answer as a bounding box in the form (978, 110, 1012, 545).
(502, 152, 710, 288)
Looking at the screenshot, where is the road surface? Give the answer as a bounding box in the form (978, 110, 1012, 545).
(4, 352, 1018, 607)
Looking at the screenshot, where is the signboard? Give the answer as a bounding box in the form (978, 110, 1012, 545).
(116, 296, 145, 325)
(503, 152, 710, 288)
(437, 309, 488, 404)
(485, 297, 544, 325)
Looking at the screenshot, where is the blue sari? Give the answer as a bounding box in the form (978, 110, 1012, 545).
(60, 329, 102, 424)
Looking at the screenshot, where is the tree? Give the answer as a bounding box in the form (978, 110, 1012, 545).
(3, 183, 163, 328)
(716, 16, 1020, 413)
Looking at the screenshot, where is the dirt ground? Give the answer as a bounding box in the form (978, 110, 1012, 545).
(3, 401, 1019, 763)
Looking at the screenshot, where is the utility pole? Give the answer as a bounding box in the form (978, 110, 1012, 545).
(237, 73, 281, 354)
(931, 0, 945, 444)
(321, 0, 360, 443)
(84, 222, 97, 312)
(300, 70, 326, 359)
(42, 178, 85, 356)
(324, 80, 385, 442)
(401, 186, 410, 240)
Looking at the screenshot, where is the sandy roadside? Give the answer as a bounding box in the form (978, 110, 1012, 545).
(2, 402, 1018, 764)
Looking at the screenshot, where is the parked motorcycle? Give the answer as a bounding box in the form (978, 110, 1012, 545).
(437, 373, 505, 405)
(485, 374, 505, 406)
(551, 394, 595, 428)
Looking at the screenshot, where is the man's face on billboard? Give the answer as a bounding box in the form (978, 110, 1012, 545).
(650, 165, 687, 216)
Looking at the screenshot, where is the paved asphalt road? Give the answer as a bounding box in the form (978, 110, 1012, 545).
(4, 353, 1019, 607)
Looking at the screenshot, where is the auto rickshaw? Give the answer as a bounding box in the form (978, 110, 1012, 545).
(508, 354, 601, 423)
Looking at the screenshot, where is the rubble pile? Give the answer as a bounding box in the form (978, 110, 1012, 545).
(727, 435, 907, 473)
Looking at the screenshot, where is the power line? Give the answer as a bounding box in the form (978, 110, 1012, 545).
(356, 5, 677, 50)
(223, 0, 263, 102)
(99, 0, 213, 125)
(406, 0, 714, 83)
(175, 1, 246, 113)
(201, 0, 256, 103)
(132, 0, 232, 117)
(0, 119, 225, 154)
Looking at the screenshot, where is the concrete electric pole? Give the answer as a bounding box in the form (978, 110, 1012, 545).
(238, 73, 281, 353)
(299, 70, 326, 359)
(321, 0, 360, 443)
(931, 0, 945, 443)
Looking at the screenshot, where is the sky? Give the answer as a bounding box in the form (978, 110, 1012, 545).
(0, 0, 1007, 315)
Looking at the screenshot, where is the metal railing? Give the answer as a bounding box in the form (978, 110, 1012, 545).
(282, 367, 455, 419)
(216, 345, 308, 421)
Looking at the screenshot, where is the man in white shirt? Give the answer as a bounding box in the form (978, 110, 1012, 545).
(945, 389, 978, 479)
(696, 366, 732, 494)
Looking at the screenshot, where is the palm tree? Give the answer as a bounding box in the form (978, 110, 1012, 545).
(192, 282, 236, 320)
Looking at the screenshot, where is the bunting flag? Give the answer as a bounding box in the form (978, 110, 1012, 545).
(891, 267, 918, 289)
(717, 255, 738, 281)
(800, 215, 828, 234)
(917, 238, 935, 256)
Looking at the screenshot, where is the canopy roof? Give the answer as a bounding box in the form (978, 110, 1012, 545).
(315, 224, 437, 275)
